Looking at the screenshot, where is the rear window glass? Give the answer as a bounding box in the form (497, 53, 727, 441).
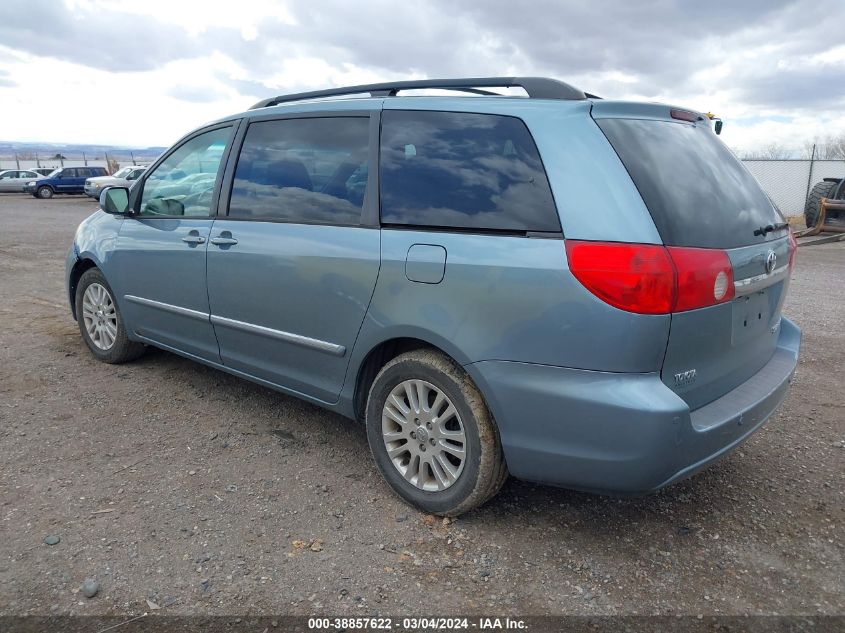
(597, 118, 782, 249)
(380, 111, 559, 233)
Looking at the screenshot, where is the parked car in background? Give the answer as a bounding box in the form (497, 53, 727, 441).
(33, 168, 56, 177)
(84, 165, 147, 198)
(25, 166, 109, 198)
(0, 169, 43, 192)
(65, 77, 801, 516)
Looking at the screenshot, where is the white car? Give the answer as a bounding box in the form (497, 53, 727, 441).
(84, 165, 147, 198)
(0, 169, 43, 193)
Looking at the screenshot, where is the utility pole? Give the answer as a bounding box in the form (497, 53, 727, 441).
(805, 143, 816, 205)
(14, 152, 19, 169)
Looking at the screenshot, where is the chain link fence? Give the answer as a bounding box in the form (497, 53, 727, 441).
(742, 159, 845, 218)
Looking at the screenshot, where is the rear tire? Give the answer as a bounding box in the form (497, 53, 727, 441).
(366, 349, 507, 516)
(804, 180, 837, 228)
(37, 186, 54, 199)
(75, 268, 145, 364)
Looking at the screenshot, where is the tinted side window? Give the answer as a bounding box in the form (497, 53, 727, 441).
(228, 117, 369, 225)
(140, 126, 231, 217)
(380, 111, 559, 232)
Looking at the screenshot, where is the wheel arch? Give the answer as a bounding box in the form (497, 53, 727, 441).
(352, 336, 468, 423)
(68, 258, 99, 320)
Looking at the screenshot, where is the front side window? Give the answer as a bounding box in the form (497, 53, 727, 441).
(228, 117, 369, 225)
(140, 126, 231, 217)
(379, 110, 559, 232)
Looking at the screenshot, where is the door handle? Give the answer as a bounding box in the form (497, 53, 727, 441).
(181, 235, 206, 244)
(210, 236, 238, 246)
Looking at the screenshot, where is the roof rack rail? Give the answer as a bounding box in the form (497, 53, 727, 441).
(249, 76, 592, 109)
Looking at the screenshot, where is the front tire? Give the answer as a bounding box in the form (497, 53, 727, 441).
(75, 268, 145, 364)
(366, 349, 507, 516)
(37, 186, 54, 199)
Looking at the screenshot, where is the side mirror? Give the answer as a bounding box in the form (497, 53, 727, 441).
(714, 120, 723, 135)
(100, 186, 130, 215)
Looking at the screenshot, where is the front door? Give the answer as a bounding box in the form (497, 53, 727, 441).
(206, 115, 380, 403)
(55, 168, 78, 193)
(110, 125, 235, 362)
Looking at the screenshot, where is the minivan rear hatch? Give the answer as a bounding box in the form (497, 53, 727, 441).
(593, 105, 793, 410)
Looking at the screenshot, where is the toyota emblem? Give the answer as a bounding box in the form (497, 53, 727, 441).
(765, 250, 777, 274)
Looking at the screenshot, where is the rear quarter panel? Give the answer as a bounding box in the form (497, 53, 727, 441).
(354, 229, 670, 372)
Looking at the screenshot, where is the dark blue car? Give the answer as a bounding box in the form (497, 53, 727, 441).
(25, 166, 109, 199)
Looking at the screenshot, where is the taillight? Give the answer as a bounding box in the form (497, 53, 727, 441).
(565, 241, 676, 314)
(566, 241, 735, 315)
(668, 246, 734, 311)
(787, 228, 797, 271)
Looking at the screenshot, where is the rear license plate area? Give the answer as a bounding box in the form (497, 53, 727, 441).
(732, 290, 771, 344)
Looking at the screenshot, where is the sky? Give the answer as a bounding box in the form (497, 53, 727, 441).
(0, 0, 843, 153)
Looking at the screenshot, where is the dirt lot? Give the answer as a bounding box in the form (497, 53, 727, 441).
(0, 195, 842, 618)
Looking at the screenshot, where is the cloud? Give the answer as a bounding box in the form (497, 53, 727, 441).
(167, 83, 229, 103)
(0, 69, 14, 88)
(0, 0, 204, 72)
(0, 0, 842, 150)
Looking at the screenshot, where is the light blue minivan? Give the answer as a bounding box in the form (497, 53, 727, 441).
(66, 77, 800, 515)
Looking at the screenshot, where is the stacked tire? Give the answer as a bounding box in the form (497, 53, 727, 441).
(804, 180, 839, 228)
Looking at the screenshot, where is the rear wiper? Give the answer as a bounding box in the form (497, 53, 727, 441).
(753, 222, 789, 236)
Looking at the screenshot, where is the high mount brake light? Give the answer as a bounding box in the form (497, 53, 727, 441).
(670, 109, 701, 123)
(565, 241, 735, 315)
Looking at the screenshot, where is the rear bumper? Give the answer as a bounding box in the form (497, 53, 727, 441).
(466, 317, 801, 494)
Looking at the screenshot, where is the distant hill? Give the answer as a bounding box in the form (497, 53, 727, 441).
(0, 140, 166, 161)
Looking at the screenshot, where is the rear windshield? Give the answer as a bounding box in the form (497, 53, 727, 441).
(597, 118, 783, 249)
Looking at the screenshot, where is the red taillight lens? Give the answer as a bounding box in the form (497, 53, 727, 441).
(787, 228, 797, 270)
(566, 241, 735, 314)
(565, 241, 676, 314)
(668, 246, 734, 311)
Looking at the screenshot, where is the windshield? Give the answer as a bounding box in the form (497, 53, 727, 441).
(47, 169, 61, 178)
(112, 167, 132, 178)
(597, 118, 783, 249)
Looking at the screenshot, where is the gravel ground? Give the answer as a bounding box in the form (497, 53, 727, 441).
(0, 195, 842, 618)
